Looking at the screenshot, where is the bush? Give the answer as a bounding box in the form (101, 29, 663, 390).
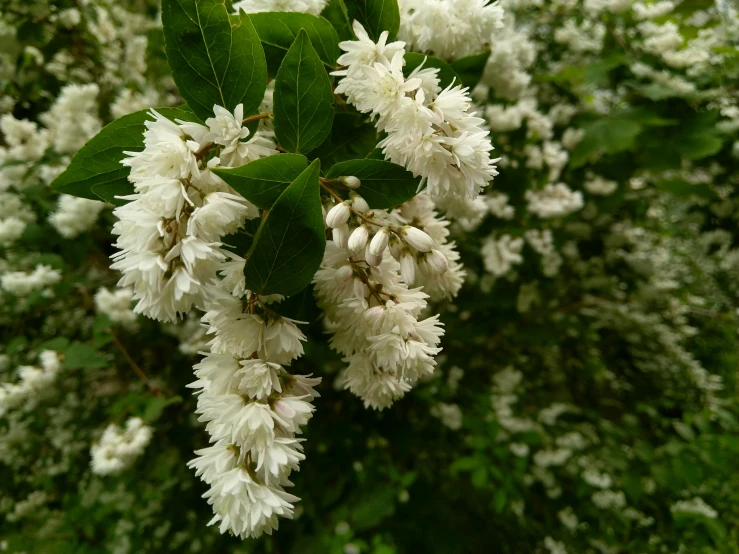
(1, 0, 738, 552)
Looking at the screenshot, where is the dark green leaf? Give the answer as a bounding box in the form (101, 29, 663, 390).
(243, 159, 325, 296)
(50, 107, 198, 204)
(451, 51, 490, 89)
(404, 52, 463, 89)
(326, 158, 420, 209)
(346, 0, 400, 42)
(308, 112, 379, 167)
(213, 154, 309, 209)
(249, 12, 341, 75)
(162, 0, 267, 121)
(274, 30, 335, 154)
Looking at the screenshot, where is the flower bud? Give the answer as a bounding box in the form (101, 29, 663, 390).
(369, 227, 390, 257)
(424, 249, 449, 275)
(350, 193, 369, 213)
(348, 225, 369, 254)
(399, 251, 416, 284)
(326, 201, 351, 228)
(389, 237, 403, 261)
(335, 264, 353, 282)
(343, 175, 361, 189)
(365, 246, 383, 267)
(332, 224, 349, 248)
(401, 226, 434, 252)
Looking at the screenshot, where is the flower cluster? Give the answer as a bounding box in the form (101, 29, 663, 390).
(188, 290, 321, 538)
(397, 0, 504, 60)
(315, 190, 447, 409)
(334, 22, 500, 207)
(111, 106, 274, 322)
(90, 417, 153, 475)
(0, 351, 61, 417)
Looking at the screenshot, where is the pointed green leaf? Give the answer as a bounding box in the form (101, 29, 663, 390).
(321, 0, 354, 41)
(346, 0, 400, 42)
(249, 12, 341, 75)
(451, 51, 490, 89)
(404, 52, 463, 89)
(162, 0, 267, 122)
(326, 159, 421, 209)
(274, 30, 335, 154)
(244, 159, 325, 296)
(50, 107, 199, 204)
(213, 153, 309, 209)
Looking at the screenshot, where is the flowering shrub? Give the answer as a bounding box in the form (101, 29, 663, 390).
(1, 0, 738, 552)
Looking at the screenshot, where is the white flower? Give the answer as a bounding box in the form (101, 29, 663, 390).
(90, 417, 153, 476)
(48, 195, 105, 238)
(526, 183, 584, 219)
(481, 235, 524, 277)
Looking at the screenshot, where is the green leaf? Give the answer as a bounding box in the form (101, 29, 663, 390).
(320, 0, 354, 41)
(249, 12, 340, 75)
(451, 51, 490, 89)
(570, 111, 646, 168)
(308, 112, 379, 167)
(243, 159, 325, 296)
(50, 107, 198, 204)
(213, 154, 309, 209)
(346, 0, 400, 42)
(144, 395, 183, 423)
(404, 52, 463, 89)
(162, 0, 267, 122)
(274, 30, 335, 154)
(63, 343, 108, 370)
(326, 159, 420, 209)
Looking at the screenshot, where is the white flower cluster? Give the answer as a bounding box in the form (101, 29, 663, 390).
(315, 193, 447, 409)
(111, 105, 275, 322)
(334, 22, 499, 206)
(39, 83, 101, 155)
(188, 289, 321, 538)
(0, 191, 35, 247)
(525, 183, 584, 219)
(94, 287, 138, 330)
(397, 0, 504, 60)
(481, 234, 523, 277)
(90, 417, 153, 475)
(48, 194, 106, 238)
(233, 0, 328, 15)
(0, 351, 61, 417)
(670, 496, 718, 519)
(1, 264, 61, 296)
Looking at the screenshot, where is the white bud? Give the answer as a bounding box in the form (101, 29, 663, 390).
(399, 251, 416, 284)
(389, 238, 403, 261)
(343, 176, 361, 189)
(326, 201, 351, 228)
(332, 224, 349, 248)
(369, 227, 390, 257)
(401, 226, 434, 252)
(350, 193, 369, 213)
(365, 245, 383, 267)
(335, 264, 353, 282)
(348, 225, 369, 254)
(424, 249, 449, 275)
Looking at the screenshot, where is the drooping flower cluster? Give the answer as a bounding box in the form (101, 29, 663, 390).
(90, 417, 153, 475)
(188, 289, 321, 538)
(111, 106, 275, 322)
(314, 188, 447, 410)
(334, 22, 500, 206)
(49, 194, 106, 238)
(397, 0, 504, 60)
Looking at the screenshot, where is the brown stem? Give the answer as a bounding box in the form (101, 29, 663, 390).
(242, 112, 272, 125)
(110, 333, 160, 395)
